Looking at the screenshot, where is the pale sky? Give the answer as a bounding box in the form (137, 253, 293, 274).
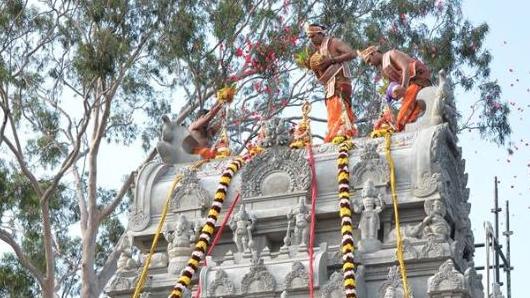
(459, 0, 530, 296)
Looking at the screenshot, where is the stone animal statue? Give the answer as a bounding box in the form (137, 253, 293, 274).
(156, 115, 199, 164)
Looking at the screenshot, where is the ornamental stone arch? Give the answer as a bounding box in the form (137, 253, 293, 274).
(240, 147, 310, 198)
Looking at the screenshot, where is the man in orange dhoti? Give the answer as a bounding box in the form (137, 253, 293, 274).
(359, 46, 431, 131)
(305, 24, 358, 142)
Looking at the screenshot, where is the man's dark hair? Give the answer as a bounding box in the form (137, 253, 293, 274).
(309, 23, 327, 30)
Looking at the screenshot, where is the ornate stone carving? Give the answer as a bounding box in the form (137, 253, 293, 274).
(208, 269, 236, 296)
(129, 163, 171, 231)
(128, 210, 150, 232)
(464, 262, 484, 298)
(258, 117, 293, 148)
(353, 179, 384, 252)
(320, 271, 344, 298)
(421, 235, 445, 258)
(283, 261, 309, 290)
(116, 235, 138, 274)
(240, 147, 310, 198)
(360, 143, 380, 160)
(286, 198, 311, 247)
(229, 203, 255, 253)
(316, 143, 339, 154)
(428, 259, 465, 292)
(351, 143, 390, 189)
(413, 172, 441, 198)
(436, 70, 458, 135)
(170, 167, 210, 213)
(108, 276, 131, 291)
(240, 260, 276, 294)
(378, 266, 406, 298)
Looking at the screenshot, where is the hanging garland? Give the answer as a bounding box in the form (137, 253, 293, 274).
(169, 156, 246, 298)
(336, 140, 357, 298)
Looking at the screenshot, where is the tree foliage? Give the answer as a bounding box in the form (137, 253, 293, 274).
(0, 0, 509, 297)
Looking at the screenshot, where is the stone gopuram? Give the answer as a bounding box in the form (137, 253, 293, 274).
(105, 71, 483, 297)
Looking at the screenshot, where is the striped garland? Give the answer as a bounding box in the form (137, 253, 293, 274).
(337, 140, 357, 298)
(169, 156, 245, 298)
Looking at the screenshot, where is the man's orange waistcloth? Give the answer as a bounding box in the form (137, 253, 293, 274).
(193, 147, 216, 159)
(324, 82, 357, 142)
(396, 83, 423, 131)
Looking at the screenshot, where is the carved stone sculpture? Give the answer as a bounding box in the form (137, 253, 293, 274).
(283, 261, 309, 290)
(163, 215, 194, 274)
(287, 198, 311, 247)
(258, 117, 293, 148)
(240, 260, 276, 294)
(427, 259, 466, 294)
(156, 115, 198, 164)
(378, 266, 405, 298)
(354, 179, 384, 252)
(464, 261, 484, 298)
(116, 235, 138, 274)
(409, 199, 451, 241)
(229, 203, 255, 253)
(208, 269, 236, 296)
(320, 271, 344, 298)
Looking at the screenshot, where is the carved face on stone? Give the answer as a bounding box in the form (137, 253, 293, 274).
(176, 216, 188, 235)
(383, 286, 396, 298)
(432, 199, 446, 216)
(361, 179, 377, 198)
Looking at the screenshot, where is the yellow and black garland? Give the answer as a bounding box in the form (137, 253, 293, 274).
(337, 140, 357, 298)
(169, 156, 245, 298)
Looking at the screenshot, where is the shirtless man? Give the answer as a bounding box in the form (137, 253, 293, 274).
(182, 102, 223, 159)
(305, 24, 358, 142)
(359, 46, 431, 131)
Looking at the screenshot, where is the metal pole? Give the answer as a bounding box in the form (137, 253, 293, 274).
(485, 223, 491, 296)
(492, 176, 501, 284)
(504, 200, 513, 298)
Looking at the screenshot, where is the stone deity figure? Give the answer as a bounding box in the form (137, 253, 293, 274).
(229, 204, 255, 253)
(164, 215, 194, 259)
(116, 234, 137, 273)
(409, 199, 450, 240)
(383, 286, 397, 298)
(354, 180, 384, 252)
(287, 198, 311, 247)
(304, 23, 358, 142)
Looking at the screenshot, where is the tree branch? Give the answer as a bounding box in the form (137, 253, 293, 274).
(0, 228, 45, 286)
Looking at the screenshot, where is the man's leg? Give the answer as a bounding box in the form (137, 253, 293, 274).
(396, 83, 423, 131)
(324, 96, 357, 142)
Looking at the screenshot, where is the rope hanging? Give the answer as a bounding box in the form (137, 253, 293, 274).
(193, 192, 241, 298)
(302, 99, 317, 298)
(132, 160, 207, 298)
(169, 156, 246, 298)
(336, 140, 357, 298)
(306, 143, 317, 298)
(383, 131, 410, 298)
